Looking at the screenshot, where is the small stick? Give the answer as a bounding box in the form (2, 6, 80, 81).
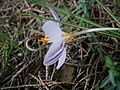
(25, 38, 39, 52)
(46, 66, 49, 80)
(50, 64, 56, 80)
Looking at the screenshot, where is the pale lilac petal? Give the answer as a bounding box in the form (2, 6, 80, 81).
(56, 48, 66, 69)
(42, 10, 66, 68)
(43, 41, 64, 66)
(48, 7, 60, 20)
(42, 20, 63, 42)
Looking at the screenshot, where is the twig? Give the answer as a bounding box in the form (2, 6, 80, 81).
(46, 66, 49, 80)
(90, 59, 99, 90)
(29, 74, 48, 90)
(84, 54, 95, 90)
(50, 64, 56, 80)
(1, 80, 74, 90)
(25, 38, 39, 52)
(73, 72, 100, 90)
(1, 84, 43, 90)
(38, 72, 50, 90)
(10, 60, 35, 85)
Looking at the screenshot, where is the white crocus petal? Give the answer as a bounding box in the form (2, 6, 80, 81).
(56, 48, 66, 69)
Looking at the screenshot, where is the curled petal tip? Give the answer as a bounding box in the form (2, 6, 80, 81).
(48, 7, 60, 20)
(43, 42, 64, 66)
(56, 48, 66, 69)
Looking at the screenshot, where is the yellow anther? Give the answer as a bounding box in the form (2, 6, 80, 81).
(62, 32, 74, 43)
(37, 32, 74, 45)
(38, 37, 49, 45)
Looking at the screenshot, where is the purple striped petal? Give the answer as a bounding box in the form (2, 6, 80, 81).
(43, 41, 64, 66)
(42, 19, 66, 68)
(56, 47, 66, 69)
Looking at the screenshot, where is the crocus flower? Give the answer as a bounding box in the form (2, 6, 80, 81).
(41, 7, 67, 69)
(41, 7, 75, 69)
(26, 7, 119, 70)
(42, 20, 66, 69)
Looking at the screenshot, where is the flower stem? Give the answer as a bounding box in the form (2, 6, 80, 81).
(73, 28, 120, 36)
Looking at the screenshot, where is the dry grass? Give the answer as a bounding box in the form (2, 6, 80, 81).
(0, 0, 120, 90)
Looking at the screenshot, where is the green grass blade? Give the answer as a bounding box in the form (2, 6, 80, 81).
(21, 13, 86, 29)
(100, 76, 110, 88)
(109, 70, 117, 87)
(27, 0, 103, 28)
(96, 0, 120, 27)
(2, 43, 9, 69)
(99, 31, 120, 39)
